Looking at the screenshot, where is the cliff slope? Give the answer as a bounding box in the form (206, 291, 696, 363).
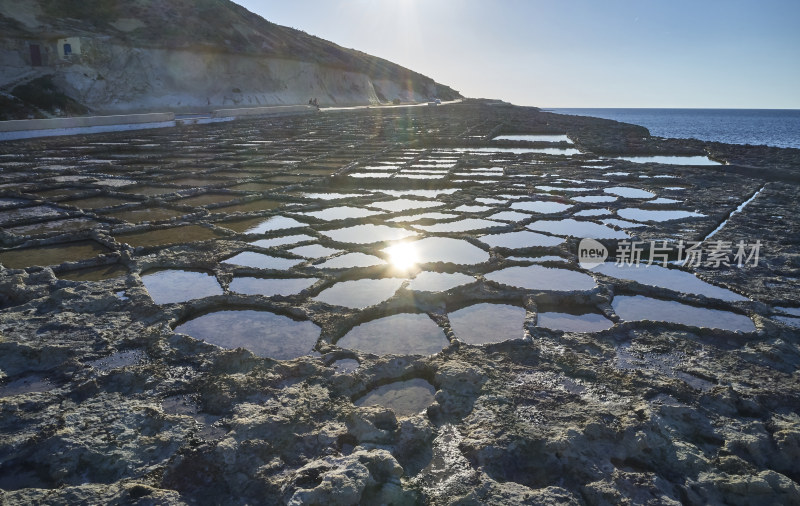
(0, 0, 461, 117)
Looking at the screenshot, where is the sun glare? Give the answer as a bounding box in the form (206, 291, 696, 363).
(384, 241, 419, 270)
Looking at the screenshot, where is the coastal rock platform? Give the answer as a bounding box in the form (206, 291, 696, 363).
(1, 100, 799, 504)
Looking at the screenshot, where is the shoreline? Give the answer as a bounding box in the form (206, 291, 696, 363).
(545, 107, 800, 150)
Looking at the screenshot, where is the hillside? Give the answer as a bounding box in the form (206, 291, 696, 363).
(0, 0, 461, 118)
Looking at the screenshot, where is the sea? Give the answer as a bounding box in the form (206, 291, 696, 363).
(547, 108, 800, 150)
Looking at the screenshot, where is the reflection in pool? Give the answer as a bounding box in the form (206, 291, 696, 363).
(300, 206, 382, 221)
(59, 263, 129, 282)
(320, 224, 417, 244)
(573, 195, 618, 204)
(527, 219, 629, 239)
(603, 186, 656, 199)
(222, 252, 304, 270)
(535, 186, 593, 193)
(775, 316, 800, 329)
(776, 307, 800, 317)
(414, 218, 503, 233)
(448, 303, 527, 344)
(288, 244, 342, 258)
(378, 188, 459, 198)
(315, 252, 387, 269)
(616, 208, 705, 222)
(389, 212, 460, 222)
(601, 218, 647, 229)
(508, 255, 569, 263)
(382, 241, 417, 270)
(494, 134, 573, 144)
(174, 309, 320, 359)
(370, 199, 444, 212)
(574, 209, 611, 217)
(537, 311, 614, 332)
(485, 265, 597, 291)
(242, 216, 306, 235)
(450, 147, 582, 155)
(510, 201, 574, 214)
(611, 155, 722, 166)
(228, 277, 318, 296)
(249, 234, 315, 248)
(338, 313, 448, 355)
(354, 378, 437, 416)
(453, 205, 494, 213)
(407, 271, 475, 292)
(396, 173, 447, 180)
(612, 295, 755, 332)
(591, 263, 746, 301)
(313, 277, 405, 308)
(478, 231, 565, 249)
(384, 237, 489, 267)
(487, 211, 531, 222)
(141, 269, 222, 304)
(349, 172, 394, 178)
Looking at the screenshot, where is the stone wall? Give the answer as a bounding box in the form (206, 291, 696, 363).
(0, 112, 175, 132)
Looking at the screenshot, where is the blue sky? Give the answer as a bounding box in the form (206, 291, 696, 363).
(234, 0, 800, 108)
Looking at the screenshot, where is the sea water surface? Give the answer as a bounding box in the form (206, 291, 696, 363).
(548, 108, 800, 149)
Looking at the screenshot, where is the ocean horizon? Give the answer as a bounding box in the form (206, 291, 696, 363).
(546, 108, 800, 150)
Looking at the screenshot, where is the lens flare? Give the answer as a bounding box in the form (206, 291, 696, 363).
(384, 241, 419, 270)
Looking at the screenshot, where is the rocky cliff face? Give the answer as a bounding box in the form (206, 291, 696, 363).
(0, 0, 461, 117)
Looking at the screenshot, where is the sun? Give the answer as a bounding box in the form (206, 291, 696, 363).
(384, 241, 419, 271)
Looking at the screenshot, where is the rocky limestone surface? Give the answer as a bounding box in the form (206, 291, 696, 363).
(0, 0, 461, 116)
(0, 101, 799, 504)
